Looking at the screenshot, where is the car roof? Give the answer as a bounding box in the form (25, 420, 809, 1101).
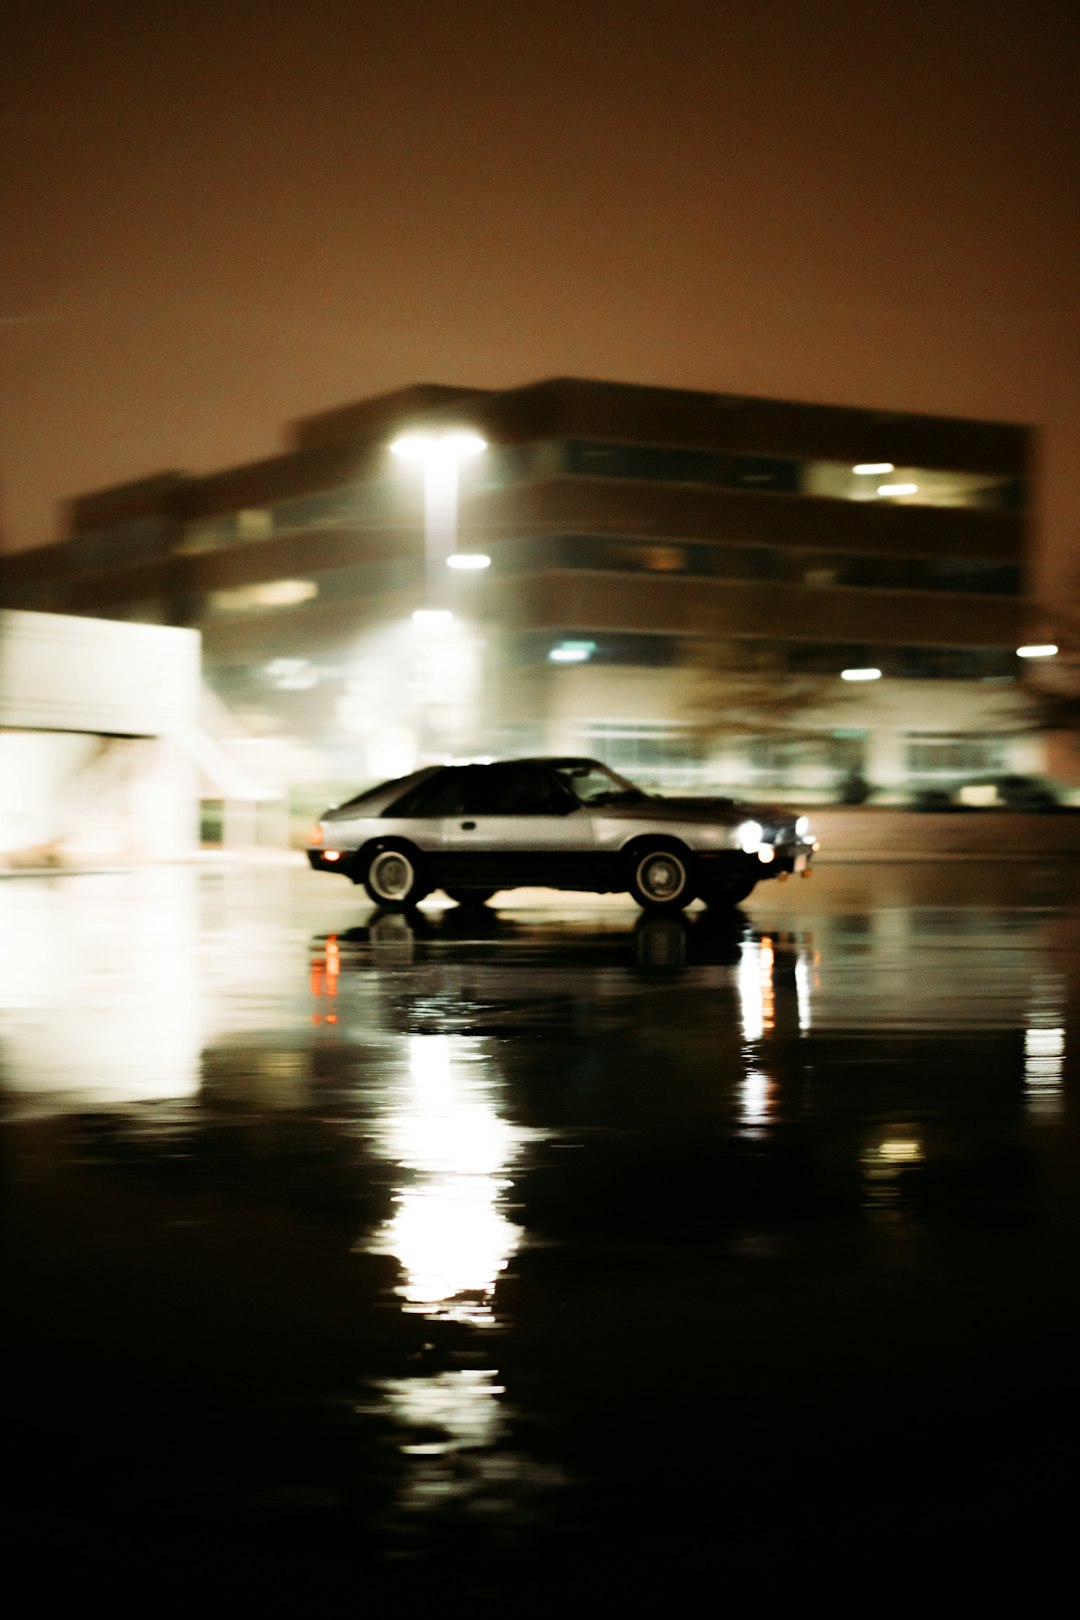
(444, 756, 602, 769)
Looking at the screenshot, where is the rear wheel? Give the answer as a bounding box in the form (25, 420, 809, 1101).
(363, 845, 429, 909)
(701, 873, 758, 907)
(444, 887, 497, 906)
(627, 844, 695, 913)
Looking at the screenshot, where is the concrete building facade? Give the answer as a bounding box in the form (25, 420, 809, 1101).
(1, 377, 1038, 809)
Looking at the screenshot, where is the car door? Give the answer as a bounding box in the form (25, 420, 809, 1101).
(374, 766, 468, 858)
(441, 762, 595, 889)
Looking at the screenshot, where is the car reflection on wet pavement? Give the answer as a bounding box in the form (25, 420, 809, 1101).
(3, 862, 1080, 1609)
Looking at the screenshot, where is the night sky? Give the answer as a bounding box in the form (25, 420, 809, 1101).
(2, 0, 1077, 591)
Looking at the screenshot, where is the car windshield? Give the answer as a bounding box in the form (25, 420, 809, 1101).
(552, 761, 649, 807)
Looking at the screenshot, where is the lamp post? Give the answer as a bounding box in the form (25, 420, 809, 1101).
(390, 430, 487, 614)
(390, 430, 487, 762)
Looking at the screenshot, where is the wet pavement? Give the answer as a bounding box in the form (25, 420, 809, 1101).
(4, 860, 1080, 1610)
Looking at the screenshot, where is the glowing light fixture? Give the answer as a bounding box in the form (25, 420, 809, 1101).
(412, 608, 454, 626)
(549, 640, 595, 664)
(447, 553, 491, 571)
(853, 462, 894, 475)
(392, 428, 488, 620)
(391, 430, 487, 461)
(877, 482, 918, 497)
(841, 667, 882, 682)
(1017, 644, 1059, 659)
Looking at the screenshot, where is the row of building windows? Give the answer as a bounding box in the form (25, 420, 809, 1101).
(62, 517, 176, 576)
(189, 534, 1022, 626)
(558, 722, 1010, 790)
(495, 534, 1021, 597)
(516, 629, 1018, 682)
(484, 440, 1025, 511)
(53, 434, 1025, 580)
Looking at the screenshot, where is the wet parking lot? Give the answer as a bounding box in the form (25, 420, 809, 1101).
(4, 859, 1080, 1609)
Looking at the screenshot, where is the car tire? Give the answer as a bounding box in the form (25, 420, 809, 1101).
(443, 888, 497, 906)
(701, 874, 758, 907)
(627, 843, 696, 913)
(363, 844, 429, 909)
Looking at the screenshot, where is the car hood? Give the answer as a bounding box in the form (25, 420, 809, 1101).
(603, 795, 796, 827)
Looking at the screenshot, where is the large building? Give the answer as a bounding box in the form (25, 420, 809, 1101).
(0, 377, 1038, 808)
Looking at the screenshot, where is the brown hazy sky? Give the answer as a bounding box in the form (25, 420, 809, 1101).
(2, 0, 1078, 588)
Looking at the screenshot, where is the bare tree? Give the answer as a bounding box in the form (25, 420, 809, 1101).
(680, 639, 847, 739)
(679, 639, 866, 797)
(1004, 609, 1080, 744)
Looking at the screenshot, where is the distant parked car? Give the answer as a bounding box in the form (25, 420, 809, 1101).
(911, 774, 1061, 811)
(307, 756, 817, 912)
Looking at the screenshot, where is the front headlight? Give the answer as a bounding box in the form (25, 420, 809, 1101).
(736, 819, 763, 854)
(795, 815, 810, 838)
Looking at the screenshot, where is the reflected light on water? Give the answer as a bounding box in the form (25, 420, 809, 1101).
(368, 1364, 564, 1521)
(366, 1037, 535, 1519)
(876, 1140, 924, 1163)
(795, 949, 813, 1031)
(1024, 1025, 1065, 1120)
(372, 1034, 526, 1326)
(0, 871, 201, 1115)
(1024, 974, 1066, 1121)
(861, 1134, 925, 1221)
(738, 936, 775, 1042)
(739, 1067, 774, 1133)
(377, 1369, 506, 1457)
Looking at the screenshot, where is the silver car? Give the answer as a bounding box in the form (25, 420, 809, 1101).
(306, 757, 817, 912)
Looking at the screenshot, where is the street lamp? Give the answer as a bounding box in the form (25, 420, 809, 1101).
(391, 430, 487, 612)
(391, 430, 488, 763)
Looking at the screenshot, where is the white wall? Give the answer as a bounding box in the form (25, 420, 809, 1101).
(0, 611, 201, 864)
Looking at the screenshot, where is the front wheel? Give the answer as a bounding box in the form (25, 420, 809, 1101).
(627, 844, 696, 913)
(701, 873, 758, 907)
(363, 845, 429, 909)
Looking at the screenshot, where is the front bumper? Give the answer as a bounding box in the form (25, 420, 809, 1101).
(767, 839, 817, 877)
(697, 840, 816, 882)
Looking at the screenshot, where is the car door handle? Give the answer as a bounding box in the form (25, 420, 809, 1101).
(460, 821, 476, 830)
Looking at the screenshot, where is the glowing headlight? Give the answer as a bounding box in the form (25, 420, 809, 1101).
(736, 820, 763, 854)
(796, 816, 810, 838)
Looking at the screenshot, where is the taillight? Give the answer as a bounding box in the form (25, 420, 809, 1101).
(310, 825, 324, 847)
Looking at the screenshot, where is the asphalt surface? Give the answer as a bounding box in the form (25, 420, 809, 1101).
(4, 859, 1080, 1611)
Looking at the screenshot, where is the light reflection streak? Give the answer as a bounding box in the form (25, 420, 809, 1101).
(1024, 974, 1066, 1121)
(0, 869, 201, 1115)
(363, 1035, 543, 1520)
(738, 936, 775, 1042)
(861, 1133, 925, 1220)
(1024, 1026, 1065, 1120)
(795, 950, 812, 1031)
(739, 1067, 774, 1132)
(371, 1034, 526, 1327)
(369, 1366, 563, 1520)
(377, 1370, 505, 1458)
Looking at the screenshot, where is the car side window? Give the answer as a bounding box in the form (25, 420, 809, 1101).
(460, 763, 567, 816)
(386, 769, 466, 817)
